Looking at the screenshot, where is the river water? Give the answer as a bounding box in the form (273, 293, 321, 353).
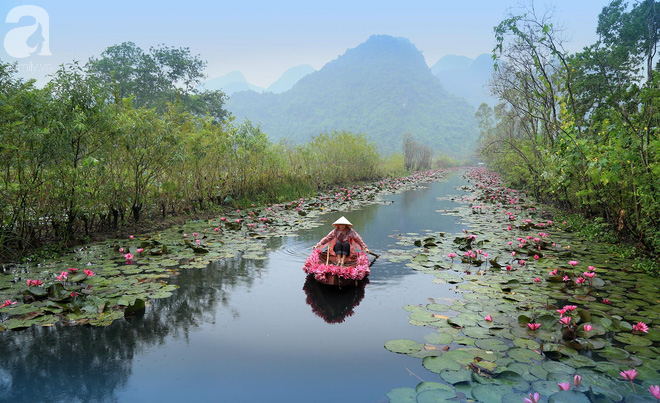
(0, 173, 471, 402)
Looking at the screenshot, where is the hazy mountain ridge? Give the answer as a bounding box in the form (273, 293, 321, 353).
(431, 54, 496, 107)
(227, 35, 479, 155)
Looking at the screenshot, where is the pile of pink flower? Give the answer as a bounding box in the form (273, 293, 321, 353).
(303, 249, 370, 282)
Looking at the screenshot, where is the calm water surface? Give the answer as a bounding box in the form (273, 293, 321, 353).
(0, 173, 471, 403)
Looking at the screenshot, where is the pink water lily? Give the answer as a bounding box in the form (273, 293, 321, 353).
(576, 276, 586, 284)
(447, 252, 457, 259)
(549, 269, 558, 275)
(583, 324, 593, 332)
(574, 374, 582, 388)
(523, 392, 541, 403)
(534, 277, 540, 282)
(57, 271, 68, 281)
(648, 385, 660, 400)
(67, 267, 79, 272)
(583, 271, 595, 278)
(484, 315, 493, 322)
(564, 305, 577, 311)
(603, 299, 612, 304)
(588, 265, 595, 271)
(620, 369, 638, 393)
(562, 276, 570, 282)
(26, 279, 43, 287)
(527, 323, 541, 330)
(633, 321, 649, 333)
(124, 253, 134, 260)
(84, 269, 95, 277)
(559, 316, 572, 326)
(137, 248, 144, 253)
(129, 235, 134, 239)
(568, 260, 579, 266)
(1, 300, 17, 308)
(558, 382, 571, 391)
(214, 227, 220, 232)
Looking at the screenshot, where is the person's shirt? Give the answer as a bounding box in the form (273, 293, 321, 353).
(318, 228, 367, 250)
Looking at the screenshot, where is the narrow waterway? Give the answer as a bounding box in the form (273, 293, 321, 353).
(0, 173, 471, 403)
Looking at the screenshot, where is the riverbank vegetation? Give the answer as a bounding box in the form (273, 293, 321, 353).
(477, 1, 660, 261)
(0, 45, 400, 262)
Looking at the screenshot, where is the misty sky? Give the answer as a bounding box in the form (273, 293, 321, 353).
(1, 0, 610, 87)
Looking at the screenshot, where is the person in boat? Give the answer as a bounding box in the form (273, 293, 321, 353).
(314, 216, 369, 266)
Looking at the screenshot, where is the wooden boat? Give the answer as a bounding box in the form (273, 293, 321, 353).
(303, 249, 377, 287)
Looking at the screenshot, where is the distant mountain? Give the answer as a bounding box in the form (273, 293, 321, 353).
(431, 54, 496, 107)
(227, 35, 479, 156)
(267, 65, 315, 93)
(430, 55, 472, 75)
(201, 71, 264, 95)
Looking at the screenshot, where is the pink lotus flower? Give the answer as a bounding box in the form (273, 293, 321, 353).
(574, 374, 582, 388)
(1, 300, 17, 308)
(633, 322, 649, 333)
(559, 316, 572, 326)
(620, 368, 638, 393)
(558, 382, 571, 391)
(484, 315, 493, 322)
(124, 253, 134, 260)
(26, 279, 43, 287)
(84, 269, 95, 277)
(620, 368, 637, 381)
(583, 324, 593, 332)
(527, 323, 541, 330)
(648, 385, 660, 400)
(568, 260, 579, 267)
(523, 392, 541, 403)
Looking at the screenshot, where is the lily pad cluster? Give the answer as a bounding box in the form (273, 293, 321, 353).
(384, 168, 660, 402)
(0, 170, 445, 331)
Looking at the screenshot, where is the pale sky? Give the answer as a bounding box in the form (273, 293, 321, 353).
(1, 0, 610, 88)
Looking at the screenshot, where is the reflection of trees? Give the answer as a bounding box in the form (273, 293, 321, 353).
(303, 275, 368, 324)
(0, 255, 265, 402)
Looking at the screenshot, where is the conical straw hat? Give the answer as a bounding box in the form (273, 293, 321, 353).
(332, 216, 353, 227)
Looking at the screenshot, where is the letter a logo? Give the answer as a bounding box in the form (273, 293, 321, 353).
(4, 5, 51, 58)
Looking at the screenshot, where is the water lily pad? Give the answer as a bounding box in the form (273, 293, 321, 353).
(424, 332, 454, 345)
(415, 382, 456, 401)
(385, 339, 423, 354)
(385, 387, 416, 403)
(422, 355, 463, 373)
(613, 333, 653, 347)
(508, 348, 542, 364)
(597, 346, 630, 360)
(541, 360, 575, 375)
(471, 384, 514, 402)
(440, 368, 472, 384)
(548, 390, 591, 403)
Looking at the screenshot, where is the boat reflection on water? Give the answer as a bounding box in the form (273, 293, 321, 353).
(302, 275, 369, 324)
